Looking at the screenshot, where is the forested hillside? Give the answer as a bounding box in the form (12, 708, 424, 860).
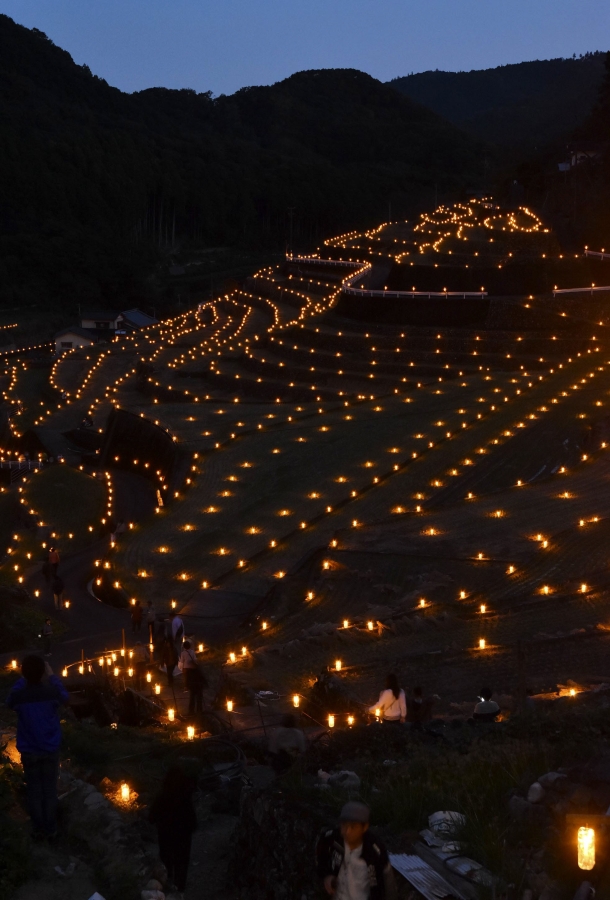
(0, 15, 485, 312)
(390, 55, 606, 151)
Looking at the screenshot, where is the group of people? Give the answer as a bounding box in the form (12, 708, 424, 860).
(369, 674, 500, 726)
(7, 654, 198, 899)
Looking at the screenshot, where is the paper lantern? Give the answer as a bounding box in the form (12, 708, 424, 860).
(578, 826, 595, 870)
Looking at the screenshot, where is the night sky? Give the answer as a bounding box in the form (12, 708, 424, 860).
(2, 0, 609, 96)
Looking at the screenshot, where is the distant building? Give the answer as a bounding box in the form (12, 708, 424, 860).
(80, 310, 123, 331)
(120, 308, 158, 330)
(54, 327, 96, 352)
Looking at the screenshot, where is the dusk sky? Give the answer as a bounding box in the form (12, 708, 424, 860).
(2, 0, 609, 96)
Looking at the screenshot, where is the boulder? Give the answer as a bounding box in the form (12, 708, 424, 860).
(84, 791, 106, 809)
(538, 772, 568, 791)
(527, 782, 545, 804)
(508, 796, 533, 820)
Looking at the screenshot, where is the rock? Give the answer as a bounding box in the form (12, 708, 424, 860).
(328, 770, 361, 790)
(538, 772, 568, 791)
(145, 880, 163, 891)
(509, 796, 531, 819)
(84, 791, 106, 808)
(527, 782, 545, 803)
(567, 784, 593, 808)
(80, 783, 97, 795)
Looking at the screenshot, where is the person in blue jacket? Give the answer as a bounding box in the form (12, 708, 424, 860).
(7, 655, 69, 839)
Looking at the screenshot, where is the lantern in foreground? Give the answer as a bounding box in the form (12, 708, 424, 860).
(479, 639, 486, 650)
(168, 708, 175, 721)
(11, 659, 17, 669)
(187, 725, 195, 740)
(328, 714, 335, 728)
(335, 659, 342, 671)
(578, 826, 595, 870)
(121, 783, 130, 802)
(227, 699, 234, 712)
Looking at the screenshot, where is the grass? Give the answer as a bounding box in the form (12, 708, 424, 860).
(24, 464, 105, 551)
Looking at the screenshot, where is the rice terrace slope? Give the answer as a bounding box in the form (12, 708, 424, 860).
(3, 197, 610, 706)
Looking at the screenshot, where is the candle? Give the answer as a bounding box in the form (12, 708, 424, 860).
(198, 643, 204, 653)
(227, 699, 234, 712)
(293, 694, 300, 707)
(121, 783, 130, 802)
(241, 646, 247, 656)
(343, 619, 349, 629)
(62, 667, 68, 677)
(375, 708, 381, 719)
(229, 652, 236, 663)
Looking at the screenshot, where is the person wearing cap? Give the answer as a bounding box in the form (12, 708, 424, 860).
(316, 801, 396, 900)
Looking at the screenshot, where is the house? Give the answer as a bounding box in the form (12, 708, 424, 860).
(54, 327, 96, 352)
(80, 310, 123, 331)
(120, 308, 158, 330)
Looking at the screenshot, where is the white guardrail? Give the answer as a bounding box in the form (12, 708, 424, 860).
(287, 256, 487, 299)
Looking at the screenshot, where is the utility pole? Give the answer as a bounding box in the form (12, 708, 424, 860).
(287, 207, 296, 257)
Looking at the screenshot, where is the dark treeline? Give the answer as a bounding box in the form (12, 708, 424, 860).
(0, 15, 485, 312)
(390, 54, 607, 152)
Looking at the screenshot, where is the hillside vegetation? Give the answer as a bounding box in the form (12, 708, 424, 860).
(390, 54, 606, 151)
(0, 14, 484, 313)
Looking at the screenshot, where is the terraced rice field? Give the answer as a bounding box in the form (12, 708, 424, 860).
(4, 198, 610, 707)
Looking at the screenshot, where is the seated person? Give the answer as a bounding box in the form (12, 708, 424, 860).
(269, 714, 306, 773)
(406, 686, 433, 725)
(473, 687, 500, 723)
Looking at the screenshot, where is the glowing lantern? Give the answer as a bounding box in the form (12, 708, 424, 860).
(480, 604, 486, 614)
(375, 707, 381, 719)
(168, 708, 175, 721)
(198, 643, 204, 653)
(121, 783, 130, 802)
(62, 667, 68, 677)
(581, 584, 588, 593)
(229, 652, 236, 663)
(343, 619, 349, 629)
(367, 621, 374, 631)
(262, 621, 268, 630)
(335, 659, 342, 671)
(347, 715, 354, 726)
(114, 666, 119, 676)
(227, 699, 234, 712)
(419, 598, 426, 608)
(328, 715, 335, 728)
(187, 726, 195, 740)
(146, 672, 152, 683)
(479, 639, 486, 650)
(578, 826, 595, 870)
(155, 683, 161, 695)
(127, 668, 133, 678)
(11, 659, 17, 669)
